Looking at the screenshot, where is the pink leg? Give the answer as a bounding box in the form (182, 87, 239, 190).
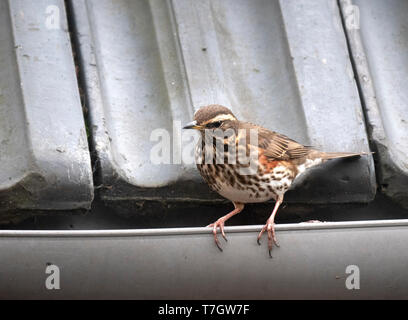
(207, 202, 244, 252)
(257, 196, 283, 258)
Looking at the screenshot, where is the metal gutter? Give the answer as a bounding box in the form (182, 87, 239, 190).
(1, 219, 408, 299)
(1, 219, 408, 237)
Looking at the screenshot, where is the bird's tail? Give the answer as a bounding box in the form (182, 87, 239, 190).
(318, 151, 372, 160)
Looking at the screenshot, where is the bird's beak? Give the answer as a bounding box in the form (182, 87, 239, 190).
(183, 120, 202, 130)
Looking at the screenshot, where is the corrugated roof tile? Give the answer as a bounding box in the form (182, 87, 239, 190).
(341, 0, 408, 207)
(0, 0, 94, 213)
(71, 0, 375, 210)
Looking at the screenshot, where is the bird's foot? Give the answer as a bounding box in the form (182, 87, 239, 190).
(207, 218, 228, 252)
(257, 219, 279, 258)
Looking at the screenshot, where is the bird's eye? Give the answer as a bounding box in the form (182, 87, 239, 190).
(208, 121, 223, 128)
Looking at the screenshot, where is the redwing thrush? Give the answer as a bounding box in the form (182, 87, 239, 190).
(183, 105, 368, 257)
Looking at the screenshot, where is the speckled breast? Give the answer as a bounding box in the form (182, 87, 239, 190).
(195, 141, 294, 203)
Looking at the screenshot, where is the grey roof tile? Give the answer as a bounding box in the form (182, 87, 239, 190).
(71, 0, 375, 208)
(0, 0, 93, 212)
(341, 0, 408, 207)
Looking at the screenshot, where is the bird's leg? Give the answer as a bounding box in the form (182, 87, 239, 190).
(207, 202, 244, 252)
(257, 196, 283, 258)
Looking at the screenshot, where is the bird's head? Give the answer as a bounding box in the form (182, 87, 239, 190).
(183, 105, 238, 131)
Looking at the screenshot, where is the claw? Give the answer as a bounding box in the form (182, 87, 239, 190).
(258, 221, 279, 257)
(268, 224, 280, 247)
(257, 225, 267, 245)
(214, 234, 223, 252)
(206, 203, 244, 252)
(208, 219, 227, 251)
(257, 198, 283, 257)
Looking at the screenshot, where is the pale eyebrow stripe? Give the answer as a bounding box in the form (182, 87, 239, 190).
(202, 114, 236, 125)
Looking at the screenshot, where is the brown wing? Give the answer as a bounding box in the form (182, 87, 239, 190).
(240, 122, 313, 161)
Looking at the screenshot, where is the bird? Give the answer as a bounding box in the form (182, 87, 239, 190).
(183, 104, 368, 257)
